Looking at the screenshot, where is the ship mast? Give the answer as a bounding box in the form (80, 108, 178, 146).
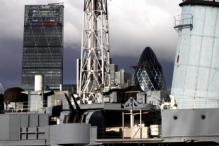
(79, 0, 110, 100)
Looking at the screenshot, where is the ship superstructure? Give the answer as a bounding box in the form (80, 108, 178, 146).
(172, 0, 219, 109)
(163, 0, 219, 144)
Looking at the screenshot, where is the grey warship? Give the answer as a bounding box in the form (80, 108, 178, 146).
(1, 0, 219, 146)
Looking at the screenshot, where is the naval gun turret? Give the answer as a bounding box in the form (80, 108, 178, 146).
(63, 93, 83, 123)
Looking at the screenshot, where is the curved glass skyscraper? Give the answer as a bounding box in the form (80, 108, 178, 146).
(134, 47, 166, 92)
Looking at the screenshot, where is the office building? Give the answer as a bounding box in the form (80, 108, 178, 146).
(22, 4, 64, 90)
(109, 64, 131, 88)
(134, 47, 166, 92)
(110, 64, 118, 86)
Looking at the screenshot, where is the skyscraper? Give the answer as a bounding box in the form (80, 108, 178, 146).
(22, 4, 64, 90)
(134, 47, 166, 92)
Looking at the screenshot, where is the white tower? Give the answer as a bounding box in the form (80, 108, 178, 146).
(79, 0, 110, 99)
(171, 0, 219, 109)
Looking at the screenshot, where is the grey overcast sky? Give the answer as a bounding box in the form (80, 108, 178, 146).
(0, 0, 182, 90)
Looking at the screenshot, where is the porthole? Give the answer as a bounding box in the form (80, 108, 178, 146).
(201, 115, 206, 120)
(173, 115, 178, 120)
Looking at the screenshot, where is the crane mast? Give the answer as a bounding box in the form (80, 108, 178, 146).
(79, 0, 110, 100)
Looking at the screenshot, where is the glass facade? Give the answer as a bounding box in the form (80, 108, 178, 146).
(22, 4, 64, 90)
(134, 47, 166, 92)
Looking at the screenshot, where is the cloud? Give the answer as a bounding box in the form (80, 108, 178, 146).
(0, 38, 22, 89)
(0, 0, 183, 89)
(108, 0, 182, 61)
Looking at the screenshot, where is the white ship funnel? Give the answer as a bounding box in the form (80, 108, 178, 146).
(34, 75, 44, 91)
(171, 0, 219, 109)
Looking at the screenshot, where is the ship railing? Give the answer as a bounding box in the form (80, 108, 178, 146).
(174, 97, 219, 109)
(174, 14, 193, 31)
(6, 101, 45, 113)
(5, 100, 69, 113)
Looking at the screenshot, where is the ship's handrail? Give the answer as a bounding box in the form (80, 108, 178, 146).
(174, 14, 193, 31)
(174, 14, 193, 27)
(4, 100, 69, 113)
(174, 97, 219, 109)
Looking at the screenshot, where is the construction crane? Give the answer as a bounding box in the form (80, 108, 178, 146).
(79, 0, 110, 102)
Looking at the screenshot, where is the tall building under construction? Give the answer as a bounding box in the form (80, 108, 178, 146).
(21, 4, 64, 90)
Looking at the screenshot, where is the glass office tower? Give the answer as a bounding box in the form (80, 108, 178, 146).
(22, 4, 64, 90)
(134, 47, 166, 92)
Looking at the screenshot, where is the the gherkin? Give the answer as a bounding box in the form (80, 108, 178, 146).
(134, 47, 166, 92)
